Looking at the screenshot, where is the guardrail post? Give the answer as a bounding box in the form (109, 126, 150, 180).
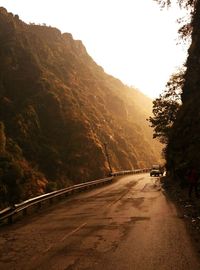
(8, 215, 13, 224)
(23, 208, 27, 216)
(37, 202, 42, 210)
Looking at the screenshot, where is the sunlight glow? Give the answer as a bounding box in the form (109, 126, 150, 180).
(0, 0, 188, 98)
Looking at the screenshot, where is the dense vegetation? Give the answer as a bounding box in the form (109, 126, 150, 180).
(148, 70, 183, 144)
(0, 8, 161, 208)
(152, 0, 200, 181)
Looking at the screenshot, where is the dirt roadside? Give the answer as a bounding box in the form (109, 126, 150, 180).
(161, 176, 200, 255)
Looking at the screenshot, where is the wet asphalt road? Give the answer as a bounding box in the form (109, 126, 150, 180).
(0, 173, 200, 270)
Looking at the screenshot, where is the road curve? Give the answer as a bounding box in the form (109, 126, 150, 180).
(0, 173, 199, 270)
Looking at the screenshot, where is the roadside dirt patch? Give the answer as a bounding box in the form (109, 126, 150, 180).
(161, 176, 200, 254)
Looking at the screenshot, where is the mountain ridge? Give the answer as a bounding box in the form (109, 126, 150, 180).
(0, 7, 161, 207)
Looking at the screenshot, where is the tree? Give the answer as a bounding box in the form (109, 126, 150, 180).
(0, 154, 23, 205)
(154, 0, 195, 9)
(0, 122, 6, 153)
(151, 0, 200, 143)
(153, 0, 200, 178)
(154, 0, 196, 40)
(147, 70, 184, 143)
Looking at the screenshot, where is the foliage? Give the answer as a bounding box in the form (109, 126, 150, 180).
(154, 0, 196, 42)
(45, 181, 58, 193)
(147, 70, 184, 143)
(154, 0, 196, 9)
(0, 122, 6, 153)
(154, 0, 200, 179)
(0, 153, 23, 205)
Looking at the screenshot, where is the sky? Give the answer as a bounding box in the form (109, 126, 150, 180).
(0, 0, 188, 98)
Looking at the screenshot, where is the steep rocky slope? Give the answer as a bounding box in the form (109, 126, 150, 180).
(165, 1, 200, 176)
(0, 8, 161, 206)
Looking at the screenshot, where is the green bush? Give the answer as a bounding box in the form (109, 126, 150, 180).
(45, 181, 58, 193)
(0, 154, 23, 205)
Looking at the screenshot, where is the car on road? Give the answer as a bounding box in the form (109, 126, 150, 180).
(150, 164, 163, 177)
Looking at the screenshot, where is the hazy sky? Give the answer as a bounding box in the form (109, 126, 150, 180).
(0, 0, 188, 98)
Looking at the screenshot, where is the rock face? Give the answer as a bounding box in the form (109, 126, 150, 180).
(0, 7, 161, 206)
(166, 1, 200, 175)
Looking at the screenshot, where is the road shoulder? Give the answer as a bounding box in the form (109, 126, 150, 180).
(161, 176, 200, 256)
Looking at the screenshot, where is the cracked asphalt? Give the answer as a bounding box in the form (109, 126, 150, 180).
(0, 173, 199, 270)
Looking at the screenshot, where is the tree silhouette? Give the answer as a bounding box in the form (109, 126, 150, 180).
(154, 0, 196, 40)
(147, 70, 184, 143)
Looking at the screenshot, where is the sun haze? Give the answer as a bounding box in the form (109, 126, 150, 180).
(0, 0, 187, 98)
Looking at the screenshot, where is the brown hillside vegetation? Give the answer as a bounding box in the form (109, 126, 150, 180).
(0, 7, 161, 207)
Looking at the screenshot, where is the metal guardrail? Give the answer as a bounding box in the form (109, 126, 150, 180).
(0, 169, 150, 225)
(111, 168, 150, 176)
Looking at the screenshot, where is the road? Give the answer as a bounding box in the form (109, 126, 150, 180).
(0, 173, 200, 270)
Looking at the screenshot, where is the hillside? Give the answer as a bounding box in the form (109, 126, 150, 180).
(165, 1, 200, 177)
(0, 8, 161, 207)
